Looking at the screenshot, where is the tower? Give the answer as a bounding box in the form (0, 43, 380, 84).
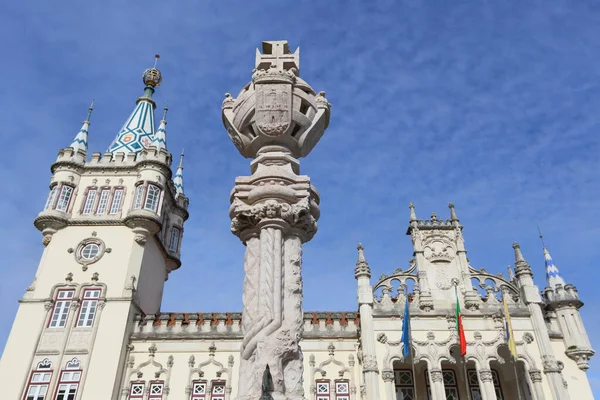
(541, 243, 594, 371)
(222, 40, 330, 399)
(406, 203, 480, 311)
(0, 62, 189, 400)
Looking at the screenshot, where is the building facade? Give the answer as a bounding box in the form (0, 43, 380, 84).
(0, 41, 595, 400)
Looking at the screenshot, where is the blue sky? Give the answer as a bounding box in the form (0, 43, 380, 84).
(1, 0, 600, 394)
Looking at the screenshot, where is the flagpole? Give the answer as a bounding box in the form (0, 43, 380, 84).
(512, 358, 524, 400)
(406, 285, 418, 400)
(503, 288, 524, 400)
(453, 279, 471, 400)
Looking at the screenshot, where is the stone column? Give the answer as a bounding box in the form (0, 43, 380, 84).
(381, 369, 395, 400)
(223, 40, 330, 400)
(528, 369, 544, 400)
(428, 367, 446, 400)
(512, 243, 568, 400)
(476, 368, 497, 400)
(354, 244, 381, 400)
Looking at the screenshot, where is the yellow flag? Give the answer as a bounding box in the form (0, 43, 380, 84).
(503, 294, 518, 360)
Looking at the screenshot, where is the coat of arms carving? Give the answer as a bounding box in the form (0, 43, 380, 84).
(255, 83, 293, 137)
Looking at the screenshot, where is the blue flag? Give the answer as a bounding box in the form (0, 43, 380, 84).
(400, 296, 411, 357)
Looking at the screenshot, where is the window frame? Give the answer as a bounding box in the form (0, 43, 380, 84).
(23, 369, 53, 400)
(55, 185, 75, 212)
(394, 369, 415, 400)
(144, 184, 161, 213)
(128, 382, 145, 399)
(132, 184, 145, 210)
(109, 187, 125, 215)
(48, 289, 75, 328)
(148, 381, 164, 399)
(95, 188, 111, 215)
(81, 187, 98, 215)
(44, 185, 59, 211)
(169, 226, 181, 252)
(53, 369, 82, 400)
(334, 379, 350, 400)
(75, 288, 101, 328)
(209, 380, 226, 400)
(315, 379, 331, 400)
(190, 380, 208, 400)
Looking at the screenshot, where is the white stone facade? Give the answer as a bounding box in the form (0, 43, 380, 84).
(0, 40, 595, 400)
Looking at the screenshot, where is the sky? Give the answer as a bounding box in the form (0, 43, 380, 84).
(1, 0, 600, 395)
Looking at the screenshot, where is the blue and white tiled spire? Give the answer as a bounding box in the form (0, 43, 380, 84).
(544, 246, 566, 288)
(69, 100, 94, 153)
(174, 149, 184, 197)
(152, 103, 168, 151)
(108, 57, 163, 154)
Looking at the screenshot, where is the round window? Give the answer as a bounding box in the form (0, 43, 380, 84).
(81, 243, 100, 260)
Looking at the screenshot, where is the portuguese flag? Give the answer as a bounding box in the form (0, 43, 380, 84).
(455, 285, 467, 356)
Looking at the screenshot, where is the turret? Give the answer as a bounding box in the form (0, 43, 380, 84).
(540, 240, 594, 370)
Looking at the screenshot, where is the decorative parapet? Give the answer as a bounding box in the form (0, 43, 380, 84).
(131, 312, 359, 340)
(542, 284, 583, 309)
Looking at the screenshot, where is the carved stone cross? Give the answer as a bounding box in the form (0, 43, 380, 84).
(255, 40, 299, 72)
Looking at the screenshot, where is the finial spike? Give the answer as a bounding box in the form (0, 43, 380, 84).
(409, 202, 417, 222)
(512, 241, 525, 262)
(154, 54, 160, 69)
(449, 202, 459, 222)
(537, 225, 546, 248)
(354, 242, 371, 279)
(179, 149, 184, 168)
(162, 101, 169, 121)
(86, 99, 95, 122)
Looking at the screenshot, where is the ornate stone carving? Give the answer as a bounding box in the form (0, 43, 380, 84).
(228, 41, 329, 400)
(362, 355, 379, 373)
(479, 369, 493, 382)
(529, 369, 542, 382)
(381, 370, 395, 382)
(134, 234, 147, 245)
(429, 369, 443, 382)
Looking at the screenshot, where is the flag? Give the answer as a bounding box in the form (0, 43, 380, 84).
(455, 286, 467, 356)
(400, 293, 411, 357)
(503, 293, 518, 360)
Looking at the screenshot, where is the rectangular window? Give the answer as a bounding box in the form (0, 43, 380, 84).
(169, 227, 180, 252)
(54, 370, 81, 400)
(394, 370, 414, 400)
(334, 380, 350, 400)
(191, 381, 207, 400)
(95, 189, 111, 214)
(210, 381, 226, 400)
(49, 290, 75, 328)
(128, 383, 145, 399)
(56, 186, 73, 212)
(144, 184, 161, 212)
(316, 380, 330, 400)
(133, 185, 144, 209)
(82, 189, 97, 214)
(76, 289, 101, 327)
(109, 188, 124, 214)
(44, 186, 58, 211)
(24, 371, 52, 400)
(148, 382, 164, 399)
